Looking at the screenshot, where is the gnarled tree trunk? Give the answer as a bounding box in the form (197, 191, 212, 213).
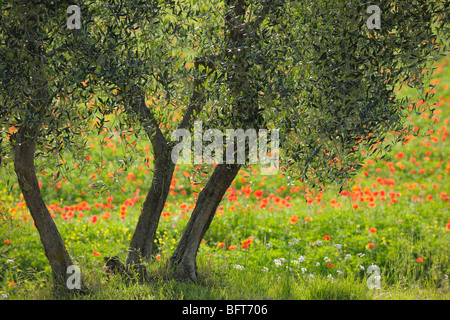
(126, 151, 175, 266)
(169, 163, 240, 281)
(13, 126, 73, 289)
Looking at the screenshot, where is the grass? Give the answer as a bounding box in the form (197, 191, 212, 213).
(0, 54, 449, 300)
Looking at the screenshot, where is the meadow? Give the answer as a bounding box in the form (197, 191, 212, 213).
(0, 55, 449, 300)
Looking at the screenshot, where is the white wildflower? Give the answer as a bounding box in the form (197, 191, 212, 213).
(359, 265, 365, 270)
(324, 256, 331, 262)
(298, 256, 305, 262)
(345, 254, 352, 260)
(316, 241, 323, 246)
(335, 244, 342, 249)
(274, 259, 282, 267)
(316, 262, 320, 267)
(6, 260, 13, 264)
(1, 294, 7, 299)
(234, 264, 245, 270)
(337, 270, 343, 275)
(301, 268, 307, 273)
(262, 267, 269, 272)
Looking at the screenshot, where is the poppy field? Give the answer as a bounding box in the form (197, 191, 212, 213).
(0, 55, 449, 300)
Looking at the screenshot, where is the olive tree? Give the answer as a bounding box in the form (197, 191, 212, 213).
(0, 0, 104, 288)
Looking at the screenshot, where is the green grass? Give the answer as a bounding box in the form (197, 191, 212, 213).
(0, 55, 449, 300)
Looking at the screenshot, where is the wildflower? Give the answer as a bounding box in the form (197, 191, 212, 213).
(266, 243, 272, 248)
(323, 235, 330, 241)
(345, 254, 352, 260)
(89, 215, 98, 224)
(324, 256, 330, 262)
(253, 190, 264, 199)
(367, 243, 374, 248)
(298, 256, 305, 262)
(1, 294, 7, 299)
(241, 238, 252, 249)
(357, 253, 365, 257)
(217, 242, 225, 248)
(316, 262, 320, 267)
(335, 244, 342, 249)
(3, 240, 11, 245)
(262, 267, 269, 272)
(92, 251, 100, 256)
(6, 260, 13, 264)
(274, 259, 282, 267)
(228, 245, 237, 251)
(416, 257, 423, 263)
(327, 263, 334, 268)
(234, 264, 245, 270)
(359, 265, 365, 270)
(289, 214, 298, 224)
(304, 216, 311, 222)
(301, 268, 307, 273)
(316, 240, 323, 246)
(309, 274, 315, 279)
(327, 274, 334, 283)
(337, 270, 343, 275)
(156, 255, 161, 260)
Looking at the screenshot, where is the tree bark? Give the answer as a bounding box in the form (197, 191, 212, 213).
(126, 150, 175, 266)
(10, 3, 74, 290)
(13, 126, 73, 289)
(125, 85, 175, 268)
(169, 163, 240, 281)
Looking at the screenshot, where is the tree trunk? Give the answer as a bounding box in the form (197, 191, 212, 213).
(13, 126, 73, 289)
(169, 163, 240, 281)
(126, 150, 175, 266)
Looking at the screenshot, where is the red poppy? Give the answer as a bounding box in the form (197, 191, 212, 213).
(369, 228, 377, 234)
(4, 239, 11, 245)
(217, 242, 225, 248)
(253, 190, 264, 199)
(416, 257, 423, 263)
(93, 251, 100, 256)
(367, 243, 374, 248)
(89, 215, 98, 224)
(323, 235, 330, 241)
(289, 215, 298, 224)
(327, 263, 334, 268)
(304, 216, 311, 222)
(228, 245, 237, 251)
